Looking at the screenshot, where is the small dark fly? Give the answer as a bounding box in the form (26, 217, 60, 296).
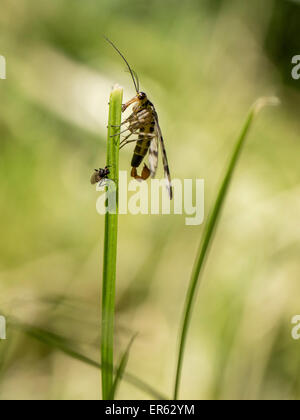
(90, 166, 110, 186)
(105, 37, 173, 200)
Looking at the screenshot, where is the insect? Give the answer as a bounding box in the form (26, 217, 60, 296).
(90, 166, 110, 186)
(105, 37, 173, 200)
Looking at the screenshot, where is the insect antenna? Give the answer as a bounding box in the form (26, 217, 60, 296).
(124, 69, 140, 94)
(132, 69, 140, 93)
(104, 36, 140, 94)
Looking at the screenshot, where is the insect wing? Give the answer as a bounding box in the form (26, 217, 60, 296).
(91, 171, 100, 185)
(154, 113, 173, 200)
(148, 136, 159, 178)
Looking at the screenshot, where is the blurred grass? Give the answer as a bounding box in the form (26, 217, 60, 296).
(110, 334, 137, 400)
(2, 313, 166, 400)
(0, 0, 300, 400)
(174, 97, 279, 399)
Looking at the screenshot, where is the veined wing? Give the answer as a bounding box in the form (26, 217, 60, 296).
(153, 112, 173, 200)
(148, 136, 159, 178)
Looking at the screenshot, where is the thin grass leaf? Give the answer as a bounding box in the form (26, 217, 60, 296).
(109, 334, 137, 400)
(7, 317, 167, 400)
(173, 97, 279, 399)
(101, 85, 123, 400)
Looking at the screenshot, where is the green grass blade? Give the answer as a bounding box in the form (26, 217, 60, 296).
(7, 317, 167, 400)
(173, 97, 279, 400)
(101, 85, 123, 400)
(109, 334, 137, 400)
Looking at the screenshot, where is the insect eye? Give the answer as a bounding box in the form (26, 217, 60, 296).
(139, 92, 146, 100)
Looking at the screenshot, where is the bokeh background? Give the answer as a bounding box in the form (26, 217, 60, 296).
(0, 0, 300, 400)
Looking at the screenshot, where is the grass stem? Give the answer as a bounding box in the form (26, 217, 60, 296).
(173, 97, 279, 400)
(101, 85, 123, 400)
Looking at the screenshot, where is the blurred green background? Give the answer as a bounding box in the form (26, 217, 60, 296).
(0, 0, 300, 400)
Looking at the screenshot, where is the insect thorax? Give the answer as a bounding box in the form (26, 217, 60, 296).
(128, 104, 154, 131)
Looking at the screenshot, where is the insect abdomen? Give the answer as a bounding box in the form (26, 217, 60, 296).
(131, 126, 152, 168)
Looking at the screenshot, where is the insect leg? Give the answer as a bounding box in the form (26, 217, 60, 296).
(108, 120, 128, 128)
(120, 133, 155, 149)
(109, 128, 130, 137)
(110, 116, 153, 138)
(118, 127, 146, 148)
(119, 138, 140, 149)
(108, 114, 134, 129)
